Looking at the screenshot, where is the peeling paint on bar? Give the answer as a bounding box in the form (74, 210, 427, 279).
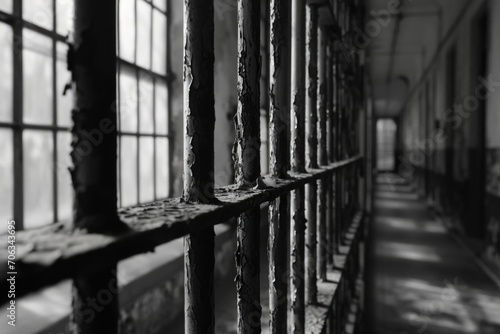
(69, 0, 120, 332)
(306, 5, 318, 170)
(317, 25, 328, 281)
(291, 186, 306, 333)
(318, 26, 328, 167)
(268, 195, 288, 333)
(183, 0, 216, 332)
(305, 3, 319, 307)
(290, 0, 306, 331)
(269, 0, 290, 332)
(235, 0, 263, 333)
(269, 0, 289, 179)
(183, 0, 216, 205)
(290, 0, 306, 174)
(0, 156, 362, 305)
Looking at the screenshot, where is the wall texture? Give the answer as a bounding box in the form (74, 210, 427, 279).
(398, 0, 500, 256)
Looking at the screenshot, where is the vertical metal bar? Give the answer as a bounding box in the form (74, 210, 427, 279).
(305, 5, 318, 171)
(70, 1, 120, 332)
(235, 0, 262, 332)
(260, 0, 270, 175)
(13, 0, 23, 230)
(268, 0, 289, 331)
(290, 0, 306, 174)
(305, 3, 318, 306)
(183, 0, 216, 333)
(290, 0, 306, 331)
(335, 49, 343, 254)
(327, 42, 336, 266)
(317, 25, 328, 281)
(269, 0, 289, 180)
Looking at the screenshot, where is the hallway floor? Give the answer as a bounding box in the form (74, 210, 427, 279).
(366, 174, 500, 334)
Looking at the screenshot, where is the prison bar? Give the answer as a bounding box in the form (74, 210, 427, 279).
(69, 0, 120, 332)
(268, 0, 290, 331)
(290, 0, 307, 331)
(305, 3, 319, 306)
(235, 0, 262, 332)
(183, 0, 216, 332)
(317, 24, 328, 282)
(0, 0, 366, 333)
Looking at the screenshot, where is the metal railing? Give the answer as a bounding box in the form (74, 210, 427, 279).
(0, 0, 366, 333)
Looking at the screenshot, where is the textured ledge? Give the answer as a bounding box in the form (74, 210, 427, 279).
(0, 156, 361, 304)
(305, 211, 364, 334)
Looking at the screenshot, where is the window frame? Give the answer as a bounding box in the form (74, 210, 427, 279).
(116, 0, 172, 208)
(0, 0, 74, 230)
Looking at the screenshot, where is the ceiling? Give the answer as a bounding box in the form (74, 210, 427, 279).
(365, 0, 470, 118)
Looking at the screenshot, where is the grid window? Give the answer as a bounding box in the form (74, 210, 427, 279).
(0, 1, 74, 230)
(0, 0, 170, 230)
(117, 0, 170, 208)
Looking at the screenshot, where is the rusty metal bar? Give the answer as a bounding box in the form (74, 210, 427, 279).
(305, 4, 318, 306)
(317, 27, 328, 167)
(317, 25, 328, 281)
(305, 5, 318, 171)
(70, 0, 120, 332)
(290, 0, 306, 330)
(326, 41, 336, 267)
(183, 0, 216, 332)
(269, 0, 290, 331)
(235, 0, 262, 332)
(337, 72, 345, 248)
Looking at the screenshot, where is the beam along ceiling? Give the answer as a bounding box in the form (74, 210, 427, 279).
(365, 0, 470, 118)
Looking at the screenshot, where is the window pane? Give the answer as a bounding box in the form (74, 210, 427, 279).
(139, 136, 154, 203)
(56, 43, 72, 126)
(23, 30, 53, 125)
(152, 9, 167, 75)
(56, 0, 74, 35)
(120, 135, 138, 207)
(119, 66, 138, 133)
(0, 129, 13, 234)
(57, 132, 72, 222)
(153, 0, 166, 12)
(23, 0, 54, 31)
(24, 130, 54, 228)
(119, 0, 136, 62)
(136, 0, 151, 69)
(155, 137, 168, 199)
(155, 81, 168, 135)
(139, 73, 154, 134)
(0, 0, 12, 13)
(0, 24, 12, 122)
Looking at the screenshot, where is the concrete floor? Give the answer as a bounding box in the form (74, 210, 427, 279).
(365, 174, 500, 334)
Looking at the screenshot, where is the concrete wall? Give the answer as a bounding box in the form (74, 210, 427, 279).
(398, 0, 500, 253)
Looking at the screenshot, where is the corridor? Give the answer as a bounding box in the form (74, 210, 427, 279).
(3, 0, 500, 333)
(367, 175, 500, 334)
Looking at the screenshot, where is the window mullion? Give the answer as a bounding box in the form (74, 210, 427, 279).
(13, 0, 23, 230)
(52, 0, 58, 223)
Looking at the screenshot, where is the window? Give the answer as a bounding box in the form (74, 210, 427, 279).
(376, 118, 397, 172)
(0, 0, 170, 231)
(0, 0, 74, 231)
(117, 0, 170, 208)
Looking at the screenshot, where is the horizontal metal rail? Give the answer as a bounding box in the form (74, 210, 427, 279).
(0, 155, 362, 304)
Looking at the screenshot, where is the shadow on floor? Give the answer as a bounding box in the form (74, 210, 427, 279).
(365, 174, 500, 334)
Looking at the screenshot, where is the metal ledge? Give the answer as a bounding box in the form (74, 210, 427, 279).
(0, 156, 362, 304)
